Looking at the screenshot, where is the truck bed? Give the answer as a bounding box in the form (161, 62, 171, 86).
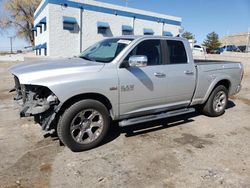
(191, 59, 242, 106)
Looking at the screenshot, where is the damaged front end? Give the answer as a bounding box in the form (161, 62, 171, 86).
(11, 76, 60, 130)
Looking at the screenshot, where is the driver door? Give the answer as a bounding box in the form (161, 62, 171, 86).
(117, 39, 169, 118)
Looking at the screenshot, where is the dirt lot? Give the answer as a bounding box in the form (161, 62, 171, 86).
(0, 59, 250, 188)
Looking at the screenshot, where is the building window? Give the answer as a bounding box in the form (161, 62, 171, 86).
(32, 27, 37, 37)
(36, 25, 41, 34)
(122, 30, 133, 35)
(163, 31, 173, 37)
(35, 43, 47, 56)
(63, 16, 77, 31)
(34, 17, 47, 34)
(35, 24, 42, 34)
(40, 17, 47, 32)
(97, 21, 110, 34)
(98, 28, 107, 34)
(143, 28, 154, 35)
(122, 25, 133, 35)
(41, 43, 47, 56)
(35, 45, 41, 55)
(63, 23, 75, 30)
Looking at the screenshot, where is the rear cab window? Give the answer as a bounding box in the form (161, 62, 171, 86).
(165, 40, 188, 64)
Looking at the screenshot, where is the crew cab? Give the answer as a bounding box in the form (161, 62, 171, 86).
(9, 36, 244, 151)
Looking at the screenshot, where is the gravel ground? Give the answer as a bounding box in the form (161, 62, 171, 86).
(0, 59, 250, 188)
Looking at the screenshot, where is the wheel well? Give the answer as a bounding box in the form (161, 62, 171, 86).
(58, 93, 113, 118)
(214, 79, 231, 91)
(202, 79, 231, 105)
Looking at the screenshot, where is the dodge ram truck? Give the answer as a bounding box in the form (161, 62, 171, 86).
(9, 36, 244, 151)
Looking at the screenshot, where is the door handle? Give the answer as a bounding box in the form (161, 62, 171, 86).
(184, 70, 194, 75)
(154, 72, 166, 77)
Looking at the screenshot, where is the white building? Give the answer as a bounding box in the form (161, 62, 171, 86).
(33, 0, 182, 57)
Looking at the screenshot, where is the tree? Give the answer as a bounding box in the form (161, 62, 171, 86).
(0, 0, 41, 45)
(202, 32, 222, 50)
(181, 31, 195, 40)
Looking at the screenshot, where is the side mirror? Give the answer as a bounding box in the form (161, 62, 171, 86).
(128, 55, 148, 67)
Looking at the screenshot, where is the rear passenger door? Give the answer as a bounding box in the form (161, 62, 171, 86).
(163, 40, 196, 107)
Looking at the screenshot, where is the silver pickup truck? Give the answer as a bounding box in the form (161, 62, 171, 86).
(10, 36, 244, 151)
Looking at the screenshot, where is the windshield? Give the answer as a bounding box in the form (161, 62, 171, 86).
(79, 38, 133, 63)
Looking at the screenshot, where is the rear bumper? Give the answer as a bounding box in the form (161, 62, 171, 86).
(229, 84, 242, 96)
(231, 84, 242, 95)
(236, 84, 242, 93)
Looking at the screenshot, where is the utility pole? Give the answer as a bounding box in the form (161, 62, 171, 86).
(8, 36, 15, 54)
(124, 0, 128, 7)
(225, 30, 229, 49)
(246, 27, 250, 53)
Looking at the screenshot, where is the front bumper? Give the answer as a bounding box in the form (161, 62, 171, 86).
(11, 75, 60, 130)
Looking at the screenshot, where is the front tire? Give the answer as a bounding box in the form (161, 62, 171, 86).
(202, 85, 228, 117)
(57, 99, 110, 152)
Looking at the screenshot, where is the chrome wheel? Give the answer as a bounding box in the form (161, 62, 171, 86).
(70, 109, 104, 144)
(213, 91, 227, 113)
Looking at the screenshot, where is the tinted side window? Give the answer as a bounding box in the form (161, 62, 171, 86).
(125, 40, 162, 66)
(166, 40, 187, 64)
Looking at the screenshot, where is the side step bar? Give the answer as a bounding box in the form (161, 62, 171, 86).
(119, 108, 195, 127)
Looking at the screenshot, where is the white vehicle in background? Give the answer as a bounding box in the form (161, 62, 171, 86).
(192, 45, 205, 56)
(188, 39, 205, 56)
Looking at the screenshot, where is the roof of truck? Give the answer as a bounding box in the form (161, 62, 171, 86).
(109, 35, 187, 41)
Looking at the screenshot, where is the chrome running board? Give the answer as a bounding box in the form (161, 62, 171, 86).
(119, 108, 195, 127)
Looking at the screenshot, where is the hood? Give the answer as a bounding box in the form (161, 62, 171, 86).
(9, 57, 105, 85)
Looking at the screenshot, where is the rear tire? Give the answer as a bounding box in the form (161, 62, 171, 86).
(202, 85, 228, 117)
(57, 99, 110, 152)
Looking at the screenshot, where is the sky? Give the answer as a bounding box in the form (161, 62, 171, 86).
(0, 0, 249, 51)
(0, 0, 31, 51)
